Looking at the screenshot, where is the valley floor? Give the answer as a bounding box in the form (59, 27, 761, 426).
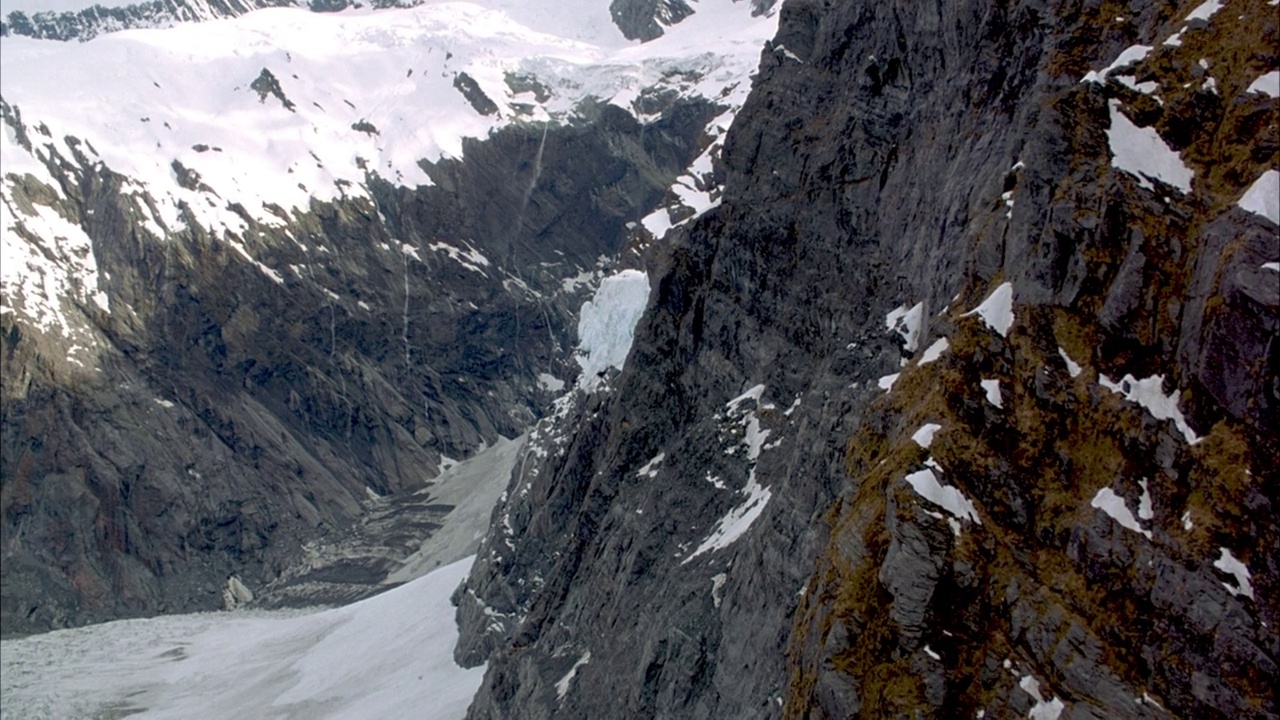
(0, 557, 482, 720)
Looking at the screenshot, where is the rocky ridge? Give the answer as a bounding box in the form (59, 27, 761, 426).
(454, 0, 1278, 717)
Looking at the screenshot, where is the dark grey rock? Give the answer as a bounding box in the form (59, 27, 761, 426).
(609, 0, 693, 41)
(249, 68, 296, 112)
(878, 492, 946, 644)
(453, 73, 499, 117)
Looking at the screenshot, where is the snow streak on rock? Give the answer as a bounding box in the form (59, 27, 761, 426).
(684, 385, 776, 562)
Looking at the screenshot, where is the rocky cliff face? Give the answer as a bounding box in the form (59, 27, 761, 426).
(455, 0, 1278, 717)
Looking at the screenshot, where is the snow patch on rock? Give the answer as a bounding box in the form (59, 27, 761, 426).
(964, 282, 1014, 337)
(555, 651, 592, 702)
(911, 423, 942, 449)
(1106, 100, 1194, 193)
(886, 301, 924, 352)
(980, 378, 1003, 408)
(1081, 44, 1152, 84)
(1184, 0, 1223, 22)
(1213, 548, 1254, 600)
(919, 337, 949, 365)
(903, 465, 980, 525)
(1238, 170, 1279, 225)
(1098, 372, 1199, 444)
(1246, 70, 1280, 98)
(1091, 487, 1152, 539)
(1058, 347, 1083, 378)
(1019, 675, 1066, 720)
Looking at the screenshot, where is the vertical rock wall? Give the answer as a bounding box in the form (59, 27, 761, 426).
(456, 0, 1277, 717)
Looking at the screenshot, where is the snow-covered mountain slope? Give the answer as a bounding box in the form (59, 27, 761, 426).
(1, 0, 126, 14)
(0, 557, 482, 720)
(1, 0, 297, 42)
(1, 0, 774, 344)
(0, 0, 780, 636)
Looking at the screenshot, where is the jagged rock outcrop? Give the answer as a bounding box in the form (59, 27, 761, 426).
(456, 0, 1277, 718)
(609, 0, 778, 41)
(610, 0, 695, 41)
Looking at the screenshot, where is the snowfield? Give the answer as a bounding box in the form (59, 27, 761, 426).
(0, 557, 483, 720)
(1, 0, 773, 234)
